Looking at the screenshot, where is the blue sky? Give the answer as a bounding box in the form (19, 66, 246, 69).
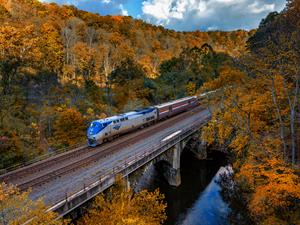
(40, 0, 287, 31)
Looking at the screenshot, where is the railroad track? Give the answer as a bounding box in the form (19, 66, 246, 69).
(0, 106, 206, 191)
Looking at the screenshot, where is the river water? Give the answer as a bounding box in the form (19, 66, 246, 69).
(146, 150, 231, 225)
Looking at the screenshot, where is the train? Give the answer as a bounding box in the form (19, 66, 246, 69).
(87, 96, 198, 147)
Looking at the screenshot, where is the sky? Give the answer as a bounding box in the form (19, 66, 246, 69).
(39, 0, 287, 31)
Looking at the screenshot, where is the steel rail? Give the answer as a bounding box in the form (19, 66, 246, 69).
(0, 107, 206, 191)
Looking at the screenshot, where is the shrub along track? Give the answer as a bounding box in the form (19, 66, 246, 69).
(0, 106, 205, 191)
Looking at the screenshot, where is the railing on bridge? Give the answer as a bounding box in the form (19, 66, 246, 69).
(49, 117, 210, 217)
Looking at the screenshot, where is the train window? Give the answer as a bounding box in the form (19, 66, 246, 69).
(105, 133, 108, 136)
(126, 117, 128, 120)
(91, 122, 101, 128)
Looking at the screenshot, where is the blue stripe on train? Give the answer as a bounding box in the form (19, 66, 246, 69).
(87, 121, 112, 135)
(133, 107, 156, 115)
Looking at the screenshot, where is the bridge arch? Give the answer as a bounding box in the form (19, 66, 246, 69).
(151, 134, 205, 187)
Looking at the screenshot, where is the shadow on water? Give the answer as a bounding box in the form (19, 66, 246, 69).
(147, 150, 229, 225)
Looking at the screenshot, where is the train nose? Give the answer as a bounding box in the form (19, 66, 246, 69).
(88, 127, 98, 136)
(88, 138, 97, 146)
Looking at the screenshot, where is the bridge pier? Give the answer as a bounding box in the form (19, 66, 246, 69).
(164, 167, 181, 187)
(189, 138, 207, 160)
(124, 175, 130, 191)
(194, 140, 207, 160)
(163, 141, 182, 187)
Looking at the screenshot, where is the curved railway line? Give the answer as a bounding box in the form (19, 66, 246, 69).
(0, 106, 205, 191)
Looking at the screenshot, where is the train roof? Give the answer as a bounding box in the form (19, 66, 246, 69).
(155, 96, 197, 108)
(91, 107, 156, 123)
(90, 96, 197, 124)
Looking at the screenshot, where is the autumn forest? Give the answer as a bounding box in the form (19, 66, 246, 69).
(0, 0, 299, 224)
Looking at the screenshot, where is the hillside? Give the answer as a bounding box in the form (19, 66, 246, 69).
(0, 0, 251, 81)
(0, 0, 250, 168)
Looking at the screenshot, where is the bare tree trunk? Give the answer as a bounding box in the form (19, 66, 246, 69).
(290, 110, 296, 164)
(103, 55, 114, 116)
(283, 73, 299, 164)
(291, 73, 299, 164)
(270, 77, 288, 160)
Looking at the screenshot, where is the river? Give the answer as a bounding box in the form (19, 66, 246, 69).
(146, 150, 231, 225)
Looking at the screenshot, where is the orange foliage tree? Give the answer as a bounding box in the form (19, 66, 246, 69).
(199, 64, 300, 223)
(53, 108, 86, 147)
(79, 179, 167, 225)
(0, 182, 63, 225)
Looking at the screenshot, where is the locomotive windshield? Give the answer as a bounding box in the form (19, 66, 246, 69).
(88, 121, 103, 135)
(91, 122, 102, 128)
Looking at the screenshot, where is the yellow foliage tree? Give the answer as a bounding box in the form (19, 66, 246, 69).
(53, 108, 86, 147)
(199, 64, 300, 223)
(237, 156, 300, 224)
(0, 24, 41, 94)
(79, 179, 167, 225)
(0, 182, 63, 225)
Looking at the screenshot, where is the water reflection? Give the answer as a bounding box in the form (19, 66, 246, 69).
(179, 167, 230, 225)
(147, 150, 229, 225)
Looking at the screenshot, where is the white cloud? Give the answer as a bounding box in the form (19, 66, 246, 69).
(142, 0, 171, 20)
(207, 26, 218, 31)
(102, 0, 111, 4)
(141, 0, 286, 31)
(248, 2, 275, 14)
(119, 4, 128, 16)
